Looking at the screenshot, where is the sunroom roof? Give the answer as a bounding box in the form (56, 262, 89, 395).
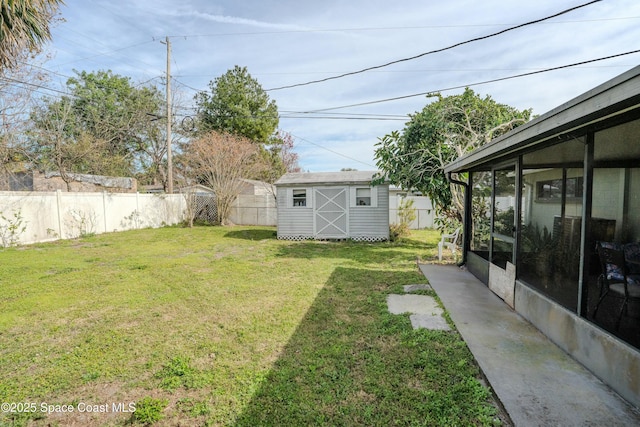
(445, 65, 640, 173)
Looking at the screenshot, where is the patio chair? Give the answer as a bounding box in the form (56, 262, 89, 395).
(592, 241, 640, 331)
(438, 227, 461, 261)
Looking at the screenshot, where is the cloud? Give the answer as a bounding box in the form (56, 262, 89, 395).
(184, 11, 310, 33)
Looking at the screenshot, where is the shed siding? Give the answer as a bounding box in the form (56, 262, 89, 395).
(276, 185, 313, 238)
(349, 186, 389, 239)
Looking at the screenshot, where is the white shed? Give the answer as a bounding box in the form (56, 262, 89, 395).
(275, 171, 389, 241)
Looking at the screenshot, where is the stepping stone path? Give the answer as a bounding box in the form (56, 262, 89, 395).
(386, 284, 451, 331)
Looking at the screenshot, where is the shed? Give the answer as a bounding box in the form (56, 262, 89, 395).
(275, 171, 389, 241)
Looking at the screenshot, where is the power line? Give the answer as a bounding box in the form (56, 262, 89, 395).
(281, 115, 405, 121)
(266, 0, 601, 91)
(163, 14, 637, 38)
(290, 133, 377, 168)
(265, 64, 639, 76)
(172, 77, 203, 94)
(303, 49, 640, 113)
(0, 75, 70, 97)
(280, 110, 408, 118)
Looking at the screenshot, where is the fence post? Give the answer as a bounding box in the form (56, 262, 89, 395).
(56, 189, 64, 239)
(103, 191, 108, 232)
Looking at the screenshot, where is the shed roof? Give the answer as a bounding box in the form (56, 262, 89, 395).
(275, 171, 383, 186)
(445, 65, 640, 173)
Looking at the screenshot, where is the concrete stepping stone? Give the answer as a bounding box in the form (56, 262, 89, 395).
(403, 284, 432, 293)
(409, 314, 451, 331)
(386, 294, 451, 331)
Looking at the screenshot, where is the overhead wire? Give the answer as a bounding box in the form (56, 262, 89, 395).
(289, 132, 377, 168)
(280, 116, 406, 121)
(265, 0, 602, 91)
(52, 0, 164, 76)
(300, 49, 640, 113)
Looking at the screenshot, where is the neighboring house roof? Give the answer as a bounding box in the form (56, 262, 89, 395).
(239, 178, 274, 195)
(445, 65, 640, 173)
(275, 171, 384, 186)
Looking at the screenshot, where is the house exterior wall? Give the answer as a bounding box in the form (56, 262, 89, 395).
(524, 169, 582, 233)
(592, 168, 629, 240)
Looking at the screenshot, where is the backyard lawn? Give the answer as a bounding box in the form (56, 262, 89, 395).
(0, 226, 502, 426)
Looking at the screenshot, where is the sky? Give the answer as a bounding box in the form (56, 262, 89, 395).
(41, 0, 640, 172)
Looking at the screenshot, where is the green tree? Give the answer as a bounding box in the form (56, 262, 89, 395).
(0, 0, 63, 70)
(194, 66, 279, 144)
(29, 70, 167, 181)
(374, 88, 531, 227)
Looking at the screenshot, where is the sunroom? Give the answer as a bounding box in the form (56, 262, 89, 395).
(445, 65, 640, 407)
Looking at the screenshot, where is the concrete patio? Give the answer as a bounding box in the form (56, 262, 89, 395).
(418, 263, 640, 426)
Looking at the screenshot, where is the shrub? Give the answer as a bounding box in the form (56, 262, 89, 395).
(390, 198, 416, 241)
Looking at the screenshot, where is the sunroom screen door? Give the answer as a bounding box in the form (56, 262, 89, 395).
(314, 187, 348, 238)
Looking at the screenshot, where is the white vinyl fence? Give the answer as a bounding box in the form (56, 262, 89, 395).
(0, 190, 186, 246)
(389, 194, 437, 229)
(0, 190, 437, 247)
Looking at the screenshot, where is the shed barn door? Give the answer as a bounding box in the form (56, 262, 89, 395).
(314, 187, 348, 238)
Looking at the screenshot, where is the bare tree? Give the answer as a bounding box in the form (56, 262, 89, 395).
(182, 131, 265, 225)
(0, 52, 51, 188)
(276, 130, 300, 174)
(29, 98, 107, 191)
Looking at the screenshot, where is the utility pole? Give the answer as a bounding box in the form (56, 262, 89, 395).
(165, 36, 173, 194)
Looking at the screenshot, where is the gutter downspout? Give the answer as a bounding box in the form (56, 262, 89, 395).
(448, 171, 470, 267)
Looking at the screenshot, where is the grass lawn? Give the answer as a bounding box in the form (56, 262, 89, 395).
(0, 226, 501, 426)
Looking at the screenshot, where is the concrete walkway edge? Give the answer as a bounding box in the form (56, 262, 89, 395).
(419, 263, 640, 427)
